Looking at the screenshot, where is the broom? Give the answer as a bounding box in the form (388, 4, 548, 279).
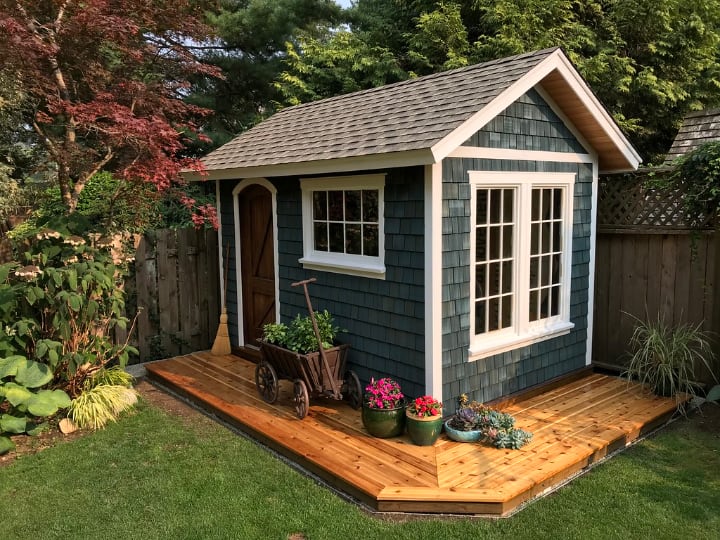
(211, 242, 231, 356)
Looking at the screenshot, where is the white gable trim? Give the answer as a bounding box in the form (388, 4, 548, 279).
(430, 49, 640, 170)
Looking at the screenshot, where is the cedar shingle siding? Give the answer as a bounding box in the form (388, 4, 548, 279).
(440, 91, 592, 407)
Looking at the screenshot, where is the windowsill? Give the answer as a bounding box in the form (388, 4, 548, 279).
(468, 321, 574, 361)
(299, 257, 386, 280)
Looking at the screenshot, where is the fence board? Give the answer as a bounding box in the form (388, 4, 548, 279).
(118, 228, 219, 362)
(594, 175, 717, 385)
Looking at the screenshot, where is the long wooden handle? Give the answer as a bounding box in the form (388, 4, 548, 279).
(291, 277, 317, 287)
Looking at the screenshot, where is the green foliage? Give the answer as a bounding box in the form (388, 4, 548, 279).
(706, 385, 720, 402)
(274, 29, 406, 106)
(189, 0, 342, 146)
(448, 394, 533, 449)
(271, 0, 720, 163)
(0, 354, 71, 454)
(624, 316, 717, 410)
(0, 221, 136, 391)
(262, 310, 342, 354)
(67, 383, 138, 430)
(670, 141, 720, 225)
(86, 366, 135, 390)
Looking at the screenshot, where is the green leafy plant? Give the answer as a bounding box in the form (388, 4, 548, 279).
(0, 220, 137, 396)
(66, 365, 137, 430)
(262, 310, 342, 354)
(0, 354, 71, 454)
(623, 316, 717, 410)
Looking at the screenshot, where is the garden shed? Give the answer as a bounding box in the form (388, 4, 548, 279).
(190, 47, 641, 408)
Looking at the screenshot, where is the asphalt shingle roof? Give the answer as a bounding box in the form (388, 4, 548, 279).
(202, 48, 559, 172)
(665, 109, 720, 164)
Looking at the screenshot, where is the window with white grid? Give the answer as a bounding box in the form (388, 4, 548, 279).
(469, 172, 575, 359)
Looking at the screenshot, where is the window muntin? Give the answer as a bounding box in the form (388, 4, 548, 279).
(469, 172, 575, 358)
(300, 175, 385, 278)
(312, 189, 379, 256)
(474, 188, 515, 334)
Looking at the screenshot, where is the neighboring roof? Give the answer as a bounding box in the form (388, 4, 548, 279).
(665, 108, 720, 164)
(195, 48, 641, 180)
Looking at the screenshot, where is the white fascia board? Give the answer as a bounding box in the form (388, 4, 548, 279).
(185, 149, 436, 182)
(430, 50, 641, 171)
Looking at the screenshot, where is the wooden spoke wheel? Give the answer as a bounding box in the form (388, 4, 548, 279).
(293, 379, 310, 419)
(255, 360, 279, 404)
(345, 370, 362, 410)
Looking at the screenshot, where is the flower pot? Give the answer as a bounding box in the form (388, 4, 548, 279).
(361, 403, 406, 438)
(406, 412, 444, 446)
(443, 421, 483, 442)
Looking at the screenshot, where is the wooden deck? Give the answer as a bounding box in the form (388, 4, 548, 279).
(145, 352, 679, 516)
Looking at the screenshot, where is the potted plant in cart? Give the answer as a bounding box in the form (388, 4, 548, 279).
(361, 377, 406, 438)
(406, 395, 443, 446)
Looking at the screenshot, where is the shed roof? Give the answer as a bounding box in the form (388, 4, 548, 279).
(195, 48, 640, 180)
(665, 108, 720, 164)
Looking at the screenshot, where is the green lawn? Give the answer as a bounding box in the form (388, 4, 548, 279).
(1, 398, 719, 540)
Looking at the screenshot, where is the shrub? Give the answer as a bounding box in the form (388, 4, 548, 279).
(0, 219, 137, 395)
(262, 310, 342, 354)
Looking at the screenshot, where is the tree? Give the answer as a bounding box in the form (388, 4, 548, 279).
(188, 0, 342, 147)
(275, 0, 720, 163)
(0, 0, 220, 224)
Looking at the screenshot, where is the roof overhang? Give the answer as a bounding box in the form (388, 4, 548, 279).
(431, 49, 642, 174)
(183, 148, 436, 182)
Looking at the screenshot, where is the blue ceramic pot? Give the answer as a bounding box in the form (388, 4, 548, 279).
(444, 421, 483, 442)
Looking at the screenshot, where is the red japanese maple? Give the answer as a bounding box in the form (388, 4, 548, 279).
(0, 0, 221, 227)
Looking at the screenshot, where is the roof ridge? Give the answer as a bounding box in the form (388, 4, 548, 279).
(284, 47, 560, 113)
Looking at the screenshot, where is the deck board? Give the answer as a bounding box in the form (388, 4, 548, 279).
(146, 352, 679, 516)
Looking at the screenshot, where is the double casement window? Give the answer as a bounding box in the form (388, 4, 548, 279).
(300, 174, 385, 278)
(469, 171, 575, 359)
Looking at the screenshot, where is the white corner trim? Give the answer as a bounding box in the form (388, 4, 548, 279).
(215, 179, 224, 310)
(447, 146, 593, 163)
(586, 158, 600, 366)
(232, 178, 280, 347)
(425, 163, 443, 401)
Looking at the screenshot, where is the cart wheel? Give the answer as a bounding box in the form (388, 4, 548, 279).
(293, 379, 310, 419)
(345, 371, 362, 410)
(255, 361, 279, 404)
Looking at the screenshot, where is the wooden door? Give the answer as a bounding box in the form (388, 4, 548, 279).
(239, 184, 276, 348)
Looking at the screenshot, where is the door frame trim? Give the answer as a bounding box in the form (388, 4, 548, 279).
(233, 178, 280, 348)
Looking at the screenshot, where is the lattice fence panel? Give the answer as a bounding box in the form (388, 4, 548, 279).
(598, 175, 716, 230)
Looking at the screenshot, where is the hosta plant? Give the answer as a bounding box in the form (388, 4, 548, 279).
(0, 355, 71, 454)
(0, 219, 137, 394)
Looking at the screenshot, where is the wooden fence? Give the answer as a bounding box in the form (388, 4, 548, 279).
(119, 228, 220, 362)
(593, 174, 718, 383)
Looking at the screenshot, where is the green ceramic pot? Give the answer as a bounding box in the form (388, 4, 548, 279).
(406, 412, 444, 446)
(361, 402, 406, 438)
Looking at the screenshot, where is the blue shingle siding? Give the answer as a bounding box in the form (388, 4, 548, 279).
(274, 167, 426, 398)
(441, 92, 594, 410)
(464, 89, 587, 154)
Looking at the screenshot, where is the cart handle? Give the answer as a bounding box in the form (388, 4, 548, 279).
(291, 277, 317, 287)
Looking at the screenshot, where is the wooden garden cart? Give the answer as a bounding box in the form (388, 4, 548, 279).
(255, 279, 363, 419)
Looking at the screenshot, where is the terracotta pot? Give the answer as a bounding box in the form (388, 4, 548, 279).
(406, 411, 444, 446)
(361, 402, 406, 438)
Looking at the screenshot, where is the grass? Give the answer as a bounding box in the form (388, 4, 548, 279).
(1, 399, 719, 540)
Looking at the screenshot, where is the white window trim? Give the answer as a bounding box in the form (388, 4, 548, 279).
(468, 171, 576, 361)
(299, 174, 386, 279)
